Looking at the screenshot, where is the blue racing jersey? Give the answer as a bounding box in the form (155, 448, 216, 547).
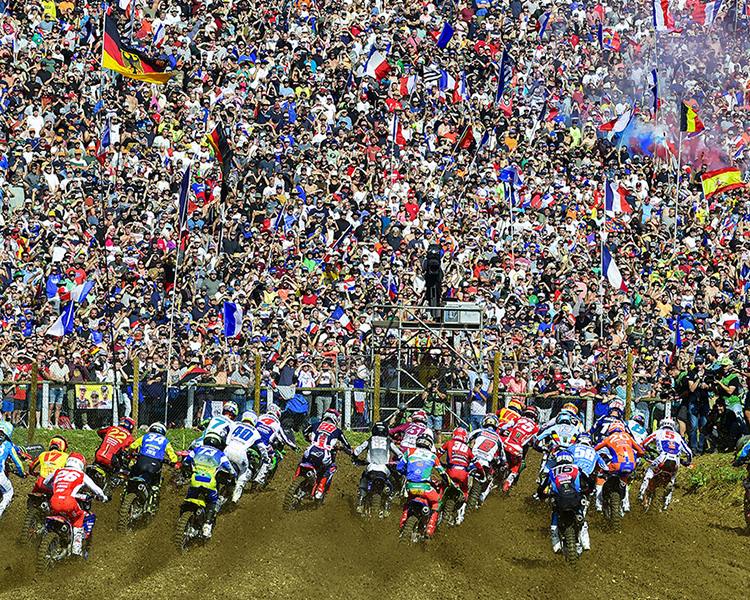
(131, 432, 178, 463)
(0, 439, 24, 474)
(184, 445, 234, 476)
(568, 443, 608, 476)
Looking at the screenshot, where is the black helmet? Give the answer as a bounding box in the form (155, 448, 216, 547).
(415, 432, 433, 450)
(371, 421, 389, 437)
(203, 432, 224, 450)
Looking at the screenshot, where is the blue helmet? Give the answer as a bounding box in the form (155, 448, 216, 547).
(556, 412, 572, 425)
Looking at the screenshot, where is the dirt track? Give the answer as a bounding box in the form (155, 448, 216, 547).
(1, 453, 748, 600)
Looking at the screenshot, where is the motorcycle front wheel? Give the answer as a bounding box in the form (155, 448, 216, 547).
(20, 506, 44, 545)
(118, 493, 146, 534)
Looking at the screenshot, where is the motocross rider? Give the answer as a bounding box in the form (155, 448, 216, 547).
(0, 421, 26, 520)
(224, 410, 271, 502)
(301, 408, 354, 501)
(638, 418, 693, 511)
(352, 421, 403, 515)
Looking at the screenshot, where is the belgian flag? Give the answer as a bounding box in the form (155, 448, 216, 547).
(206, 123, 233, 203)
(680, 102, 704, 133)
(102, 15, 175, 84)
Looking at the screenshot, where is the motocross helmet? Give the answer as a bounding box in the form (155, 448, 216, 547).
(119, 417, 135, 432)
(556, 412, 572, 425)
(412, 411, 428, 426)
(415, 432, 433, 450)
(149, 422, 167, 436)
(66, 453, 86, 472)
(608, 398, 625, 418)
(577, 432, 592, 446)
(0, 420, 13, 441)
(482, 414, 499, 430)
(555, 452, 574, 466)
(242, 410, 259, 426)
(561, 402, 579, 416)
(222, 401, 239, 420)
(632, 412, 646, 427)
(507, 398, 524, 413)
(322, 408, 341, 429)
(451, 427, 468, 443)
(267, 404, 282, 419)
(203, 432, 224, 450)
(49, 436, 68, 452)
(522, 406, 539, 422)
(371, 421, 389, 438)
(659, 417, 676, 432)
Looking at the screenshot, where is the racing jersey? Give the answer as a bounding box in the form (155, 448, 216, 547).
(438, 438, 475, 469)
(256, 414, 297, 449)
(43, 467, 107, 502)
(303, 421, 353, 454)
(130, 432, 178, 463)
(467, 428, 504, 465)
(595, 432, 645, 474)
(397, 447, 446, 484)
(29, 450, 69, 477)
(642, 429, 692, 465)
(95, 426, 134, 465)
(184, 445, 235, 477)
(390, 422, 434, 450)
(568, 443, 608, 476)
(225, 421, 262, 451)
(353, 435, 403, 466)
(0, 439, 24, 475)
(499, 416, 540, 456)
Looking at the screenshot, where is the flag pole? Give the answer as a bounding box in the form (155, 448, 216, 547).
(600, 229, 604, 340)
(675, 129, 683, 250)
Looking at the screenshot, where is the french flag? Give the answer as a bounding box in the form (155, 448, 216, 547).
(153, 24, 166, 49)
(331, 306, 355, 333)
(436, 22, 454, 48)
(725, 319, 740, 337)
(652, 0, 678, 31)
(599, 109, 633, 133)
(604, 181, 631, 214)
(399, 74, 418, 96)
(602, 246, 628, 293)
(389, 114, 407, 147)
(693, 0, 723, 25)
(339, 277, 355, 292)
(364, 50, 392, 80)
(223, 301, 243, 338)
(387, 273, 398, 300)
(453, 71, 468, 103)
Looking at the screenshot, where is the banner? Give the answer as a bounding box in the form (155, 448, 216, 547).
(75, 384, 114, 410)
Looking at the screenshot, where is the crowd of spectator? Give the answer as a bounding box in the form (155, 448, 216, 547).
(0, 0, 750, 449)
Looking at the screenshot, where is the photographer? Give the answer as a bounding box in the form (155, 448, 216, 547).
(713, 358, 743, 411)
(703, 398, 742, 453)
(422, 377, 447, 444)
(686, 357, 710, 454)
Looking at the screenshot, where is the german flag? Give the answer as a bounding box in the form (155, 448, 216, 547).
(206, 123, 233, 203)
(680, 102, 704, 133)
(102, 15, 175, 84)
(701, 167, 745, 199)
(205, 123, 233, 165)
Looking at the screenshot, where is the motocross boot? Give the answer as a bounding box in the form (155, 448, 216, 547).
(71, 527, 85, 556)
(425, 510, 439, 537)
(550, 524, 562, 553)
(202, 505, 217, 538)
(355, 489, 366, 514)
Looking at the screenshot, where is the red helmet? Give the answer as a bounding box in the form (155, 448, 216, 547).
(451, 427, 468, 443)
(412, 411, 427, 425)
(119, 417, 135, 432)
(522, 406, 538, 422)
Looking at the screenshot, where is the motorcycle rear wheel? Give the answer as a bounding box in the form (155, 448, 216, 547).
(442, 497, 456, 525)
(20, 506, 44, 546)
(173, 511, 200, 552)
(467, 483, 482, 512)
(563, 527, 579, 566)
(282, 477, 308, 513)
(606, 489, 622, 532)
(400, 515, 420, 544)
(370, 492, 382, 517)
(36, 531, 62, 574)
(118, 493, 145, 535)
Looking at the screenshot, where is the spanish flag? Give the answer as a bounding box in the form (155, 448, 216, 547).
(102, 16, 175, 84)
(701, 167, 745, 199)
(680, 102, 704, 133)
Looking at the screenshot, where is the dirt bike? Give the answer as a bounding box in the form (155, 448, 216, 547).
(467, 462, 494, 512)
(36, 496, 96, 573)
(256, 446, 286, 490)
(641, 457, 685, 513)
(357, 463, 399, 518)
(552, 484, 586, 566)
(118, 469, 167, 534)
(86, 454, 132, 496)
(439, 480, 466, 526)
(173, 468, 233, 551)
(601, 472, 627, 532)
(19, 490, 51, 545)
(400, 489, 443, 544)
(283, 458, 327, 513)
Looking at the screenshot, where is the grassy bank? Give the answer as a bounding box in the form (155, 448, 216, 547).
(681, 453, 748, 506)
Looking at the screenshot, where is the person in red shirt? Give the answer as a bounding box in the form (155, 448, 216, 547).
(498, 406, 541, 492)
(438, 427, 475, 498)
(94, 417, 136, 471)
(43, 453, 109, 555)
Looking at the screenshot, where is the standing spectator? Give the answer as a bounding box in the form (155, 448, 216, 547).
(45, 353, 69, 429)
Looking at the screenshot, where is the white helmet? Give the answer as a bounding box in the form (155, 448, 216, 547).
(65, 453, 86, 472)
(0, 420, 12, 441)
(659, 417, 676, 432)
(241, 410, 258, 426)
(267, 404, 281, 419)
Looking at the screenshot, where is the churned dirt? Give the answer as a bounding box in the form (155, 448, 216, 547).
(0, 452, 748, 600)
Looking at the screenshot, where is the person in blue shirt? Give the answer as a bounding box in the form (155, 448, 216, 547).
(0, 421, 27, 521)
(129, 421, 178, 491)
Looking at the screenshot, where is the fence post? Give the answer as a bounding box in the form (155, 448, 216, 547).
(186, 385, 195, 427)
(585, 396, 594, 431)
(41, 381, 49, 429)
(28, 362, 38, 442)
(492, 352, 500, 413)
(132, 356, 140, 426)
(373, 354, 381, 421)
(254, 354, 261, 414)
(344, 387, 352, 430)
(266, 385, 274, 409)
(625, 350, 634, 420)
